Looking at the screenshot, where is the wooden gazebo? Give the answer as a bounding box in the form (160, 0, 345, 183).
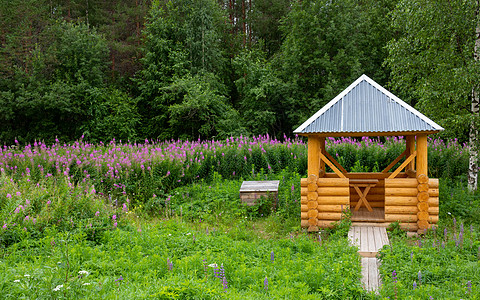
(295, 75, 443, 233)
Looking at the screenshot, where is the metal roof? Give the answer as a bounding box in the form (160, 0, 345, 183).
(294, 74, 444, 135)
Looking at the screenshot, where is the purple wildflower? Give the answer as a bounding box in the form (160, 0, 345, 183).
(219, 264, 225, 279)
(271, 251, 274, 263)
(222, 276, 228, 292)
(167, 258, 173, 271)
(264, 276, 268, 291)
(413, 281, 417, 290)
(418, 271, 422, 285)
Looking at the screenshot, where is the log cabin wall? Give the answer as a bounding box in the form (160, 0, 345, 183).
(300, 175, 350, 231)
(385, 178, 420, 231)
(301, 175, 439, 232)
(384, 178, 439, 232)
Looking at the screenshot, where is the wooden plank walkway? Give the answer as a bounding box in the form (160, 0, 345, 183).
(348, 225, 389, 292)
(361, 257, 381, 292)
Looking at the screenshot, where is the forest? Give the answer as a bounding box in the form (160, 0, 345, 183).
(1, 0, 479, 144)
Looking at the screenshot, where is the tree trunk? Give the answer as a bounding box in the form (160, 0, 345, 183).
(468, 21, 480, 191)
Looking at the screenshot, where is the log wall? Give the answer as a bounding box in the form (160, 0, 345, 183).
(385, 177, 439, 232)
(301, 175, 439, 232)
(301, 176, 350, 230)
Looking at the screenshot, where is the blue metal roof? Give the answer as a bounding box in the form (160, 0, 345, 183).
(294, 75, 444, 134)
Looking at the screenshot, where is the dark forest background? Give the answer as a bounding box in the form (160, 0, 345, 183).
(1, 0, 479, 144)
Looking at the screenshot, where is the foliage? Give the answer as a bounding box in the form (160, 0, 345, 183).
(276, 0, 396, 130)
(386, 0, 480, 141)
(379, 220, 480, 298)
(0, 135, 469, 208)
(137, 0, 237, 139)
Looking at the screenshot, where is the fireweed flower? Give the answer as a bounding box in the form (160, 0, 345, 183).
(112, 215, 116, 221)
(6, 194, 11, 198)
(95, 211, 100, 217)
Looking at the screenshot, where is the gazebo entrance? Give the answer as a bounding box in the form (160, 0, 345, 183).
(296, 74, 443, 233)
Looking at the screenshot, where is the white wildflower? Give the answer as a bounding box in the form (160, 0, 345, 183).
(24, 274, 30, 277)
(208, 263, 218, 268)
(78, 270, 89, 275)
(13, 279, 20, 283)
(53, 284, 63, 291)
(186, 232, 191, 235)
(83, 282, 91, 286)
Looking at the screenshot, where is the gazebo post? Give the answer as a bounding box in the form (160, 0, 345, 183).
(308, 136, 321, 177)
(416, 135, 428, 176)
(416, 134, 430, 232)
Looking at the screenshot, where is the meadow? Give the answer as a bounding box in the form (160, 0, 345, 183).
(0, 135, 478, 299)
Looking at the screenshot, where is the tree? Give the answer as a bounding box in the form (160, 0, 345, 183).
(276, 0, 396, 132)
(137, 0, 241, 139)
(0, 21, 112, 143)
(386, 0, 480, 190)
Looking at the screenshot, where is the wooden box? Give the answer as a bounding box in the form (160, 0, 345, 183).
(239, 180, 280, 207)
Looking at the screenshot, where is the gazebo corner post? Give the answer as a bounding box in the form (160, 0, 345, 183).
(307, 136, 321, 231)
(416, 134, 430, 233)
(308, 136, 321, 177)
(306, 174, 319, 232)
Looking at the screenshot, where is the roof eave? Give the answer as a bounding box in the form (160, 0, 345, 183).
(294, 130, 443, 138)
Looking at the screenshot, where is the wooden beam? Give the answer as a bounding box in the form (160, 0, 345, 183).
(388, 151, 417, 179)
(382, 149, 407, 173)
(318, 152, 347, 178)
(324, 151, 348, 174)
(308, 136, 321, 176)
(416, 135, 428, 177)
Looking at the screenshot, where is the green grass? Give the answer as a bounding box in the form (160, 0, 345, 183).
(0, 217, 369, 299)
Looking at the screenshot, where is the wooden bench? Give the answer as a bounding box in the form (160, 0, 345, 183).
(239, 181, 280, 208)
(350, 179, 379, 212)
